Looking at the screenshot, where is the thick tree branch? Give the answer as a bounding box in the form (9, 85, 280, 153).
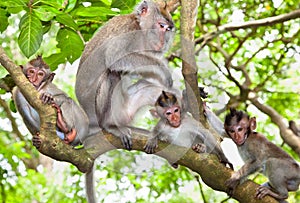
(249, 97, 300, 156)
(196, 9, 300, 51)
(180, 0, 206, 124)
(0, 46, 94, 173)
(84, 130, 277, 203)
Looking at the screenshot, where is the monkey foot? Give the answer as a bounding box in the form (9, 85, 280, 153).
(64, 128, 77, 144)
(192, 143, 206, 153)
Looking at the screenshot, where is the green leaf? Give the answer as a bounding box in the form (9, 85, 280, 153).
(56, 28, 84, 63)
(9, 100, 17, 113)
(33, 5, 57, 21)
(43, 53, 67, 71)
(0, 8, 9, 32)
(111, 0, 137, 10)
(18, 13, 43, 58)
(74, 6, 117, 17)
(56, 13, 78, 30)
(1, 0, 27, 14)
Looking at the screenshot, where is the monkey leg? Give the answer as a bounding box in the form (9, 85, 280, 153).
(51, 103, 69, 133)
(32, 132, 42, 149)
(192, 143, 206, 153)
(64, 128, 77, 144)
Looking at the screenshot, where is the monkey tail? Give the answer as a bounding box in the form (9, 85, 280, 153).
(85, 164, 96, 203)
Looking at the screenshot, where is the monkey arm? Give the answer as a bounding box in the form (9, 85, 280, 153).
(226, 159, 261, 193)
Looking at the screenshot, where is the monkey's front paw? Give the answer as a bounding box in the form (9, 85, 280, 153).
(32, 132, 42, 149)
(120, 134, 132, 150)
(225, 175, 240, 196)
(255, 185, 271, 199)
(192, 143, 206, 153)
(40, 93, 54, 104)
(144, 139, 158, 154)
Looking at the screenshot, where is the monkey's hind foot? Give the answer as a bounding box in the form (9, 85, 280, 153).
(64, 128, 77, 144)
(192, 143, 206, 153)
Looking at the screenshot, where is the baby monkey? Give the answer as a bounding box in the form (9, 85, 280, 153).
(144, 91, 233, 169)
(13, 56, 89, 147)
(224, 108, 300, 202)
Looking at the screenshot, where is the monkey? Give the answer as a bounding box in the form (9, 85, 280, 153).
(75, 0, 175, 150)
(13, 56, 89, 147)
(288, 120, 300, 137)
(144, 91, 233, 169)
(224, 108, 300, 202)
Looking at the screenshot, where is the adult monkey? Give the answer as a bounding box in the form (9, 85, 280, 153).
(76, 0, 175, 150)
(76, 1, 175, 202)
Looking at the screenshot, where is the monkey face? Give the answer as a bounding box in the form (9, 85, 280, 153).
(164, 105, 181, 128)
(26, 66, 46, 88)
(226, 118, 249, 146)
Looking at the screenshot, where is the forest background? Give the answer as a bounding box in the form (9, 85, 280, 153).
(0, 0, 300, 202)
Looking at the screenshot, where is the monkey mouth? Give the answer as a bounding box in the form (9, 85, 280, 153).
(235, 137, 247, 146)
(170, 121, 181, 128)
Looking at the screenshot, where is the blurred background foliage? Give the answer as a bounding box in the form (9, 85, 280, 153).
(0, 0, 299, 202)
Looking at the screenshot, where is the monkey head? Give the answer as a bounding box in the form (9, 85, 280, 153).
(154, 91, 181, 128)
(21, 56, 54, 89)
(136, 0, 174, 52)
(224, 108, 257, 146)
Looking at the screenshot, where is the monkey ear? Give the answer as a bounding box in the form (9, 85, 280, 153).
(149, 109, 159, 118)
(250, 117, 257, 131)
(137, 1, 148, 16)
(49, 73, 55, 82)
(19, 65, 23, 69)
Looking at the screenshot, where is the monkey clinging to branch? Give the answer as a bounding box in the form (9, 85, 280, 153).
(13, 56, 89, 147)
(144, 91, 233, 169)
(224, 108, 300, 202)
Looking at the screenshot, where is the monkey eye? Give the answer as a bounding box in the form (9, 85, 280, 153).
(159, 22, 171, 31)
(165, 111, 172, 116)
(38, 72, 45, 77)
(174, 108, 179, 113)
(28, 69, 35, 74)
(237, 127, 243, 132)
(229, 129, 235, 133)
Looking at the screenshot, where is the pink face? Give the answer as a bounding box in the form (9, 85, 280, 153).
(226, 118, 249, 146)
(164, 105, 181, 128)
(26, 66, 46, 88)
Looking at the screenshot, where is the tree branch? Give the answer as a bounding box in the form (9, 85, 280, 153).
(180, 0, 206, 124)
(84, 130, 277, 203)
(249, 97, 300, 156)
(196, 9, 300, 51)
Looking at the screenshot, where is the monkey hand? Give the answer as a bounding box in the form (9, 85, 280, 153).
(32, 132, 42, 149)
(120, 133, 132, 150)
(144, 138, 158, 154)
(40, 92, 54, 104)
(192, 143, 206, 153)
(225, 172, 241, 196)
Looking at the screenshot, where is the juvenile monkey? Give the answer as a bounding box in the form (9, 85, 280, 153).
(144, 91, 233, 169)
(224, 108, 300, 201)
(13, 56, 89, 146)
(75, 0, 175, 150)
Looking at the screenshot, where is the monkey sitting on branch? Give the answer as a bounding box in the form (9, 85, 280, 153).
(144, 91, 233, 169)
(13, 56, 89, 147)
(76, 0, 175, 150)
(224, 108, 300, 202)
